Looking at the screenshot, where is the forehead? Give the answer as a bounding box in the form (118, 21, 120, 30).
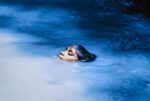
(67, 46, 73, 50)
(67, 46, 77, 52)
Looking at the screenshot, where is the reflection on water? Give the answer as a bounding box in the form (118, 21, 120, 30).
(0, 1, 150, 101)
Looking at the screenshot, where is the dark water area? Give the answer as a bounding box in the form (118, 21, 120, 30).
(0, 0, 150, 51)
(0, 0, 150, 101)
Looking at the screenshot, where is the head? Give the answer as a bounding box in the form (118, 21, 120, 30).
(58, 45, 96, 62)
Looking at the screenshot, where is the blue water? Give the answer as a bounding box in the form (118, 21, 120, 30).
(0, 1, 150, 101)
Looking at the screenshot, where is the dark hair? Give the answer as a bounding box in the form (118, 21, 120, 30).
(71, 45, 96, 62)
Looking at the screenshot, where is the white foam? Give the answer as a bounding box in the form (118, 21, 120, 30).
(0, 32, 94, 101)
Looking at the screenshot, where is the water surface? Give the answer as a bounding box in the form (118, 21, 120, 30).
(0, 1, 150, 101)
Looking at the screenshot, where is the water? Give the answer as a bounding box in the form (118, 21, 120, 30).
(0, 1, 150, 101)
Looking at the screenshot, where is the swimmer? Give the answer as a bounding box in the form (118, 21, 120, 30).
(58, 44, 96, 62)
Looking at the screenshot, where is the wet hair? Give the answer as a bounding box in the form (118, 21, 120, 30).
(70, 45, 96, 62)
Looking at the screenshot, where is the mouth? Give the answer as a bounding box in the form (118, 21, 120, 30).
(58, 53, 64, 60)
(60, 53, 64, 56)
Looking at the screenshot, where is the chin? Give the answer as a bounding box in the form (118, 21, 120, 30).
(58, 55, 63, 60)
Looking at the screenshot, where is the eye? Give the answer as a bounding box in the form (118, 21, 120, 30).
(68, 50, 73, 56)
(68, 49, 72, 52)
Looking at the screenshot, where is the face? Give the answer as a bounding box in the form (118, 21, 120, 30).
(58, 46, 79, 61)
